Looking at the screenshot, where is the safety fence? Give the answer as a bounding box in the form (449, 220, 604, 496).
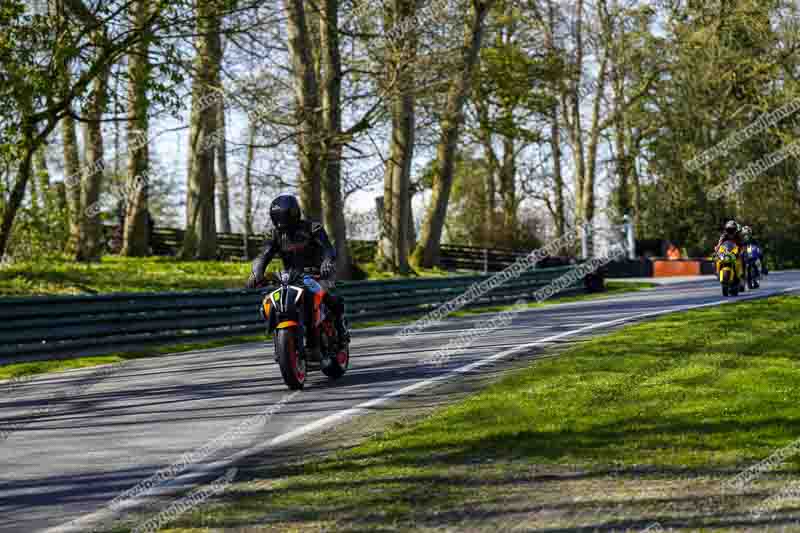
(102, 225, 545, 271)
(436, 243, 573, 272)
(1, 266, 587, 361)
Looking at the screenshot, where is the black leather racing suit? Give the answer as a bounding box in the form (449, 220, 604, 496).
(248, 220, 346, 348)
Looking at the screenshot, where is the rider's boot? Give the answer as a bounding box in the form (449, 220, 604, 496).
(306, 342, 321, 362)
(334, 316, 350, 350)
(305, 327, 321, 362)
(737, 257, 746, 291)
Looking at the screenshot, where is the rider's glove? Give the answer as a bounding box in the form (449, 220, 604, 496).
(321, 258, 335, 279)
(245, 273, 260, 289)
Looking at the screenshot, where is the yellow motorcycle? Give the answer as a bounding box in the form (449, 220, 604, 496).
(715, 241, 741, 297)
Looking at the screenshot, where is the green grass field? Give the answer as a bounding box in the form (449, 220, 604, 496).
(140, 295, 800, 532)
(0, 256, 254, 296)
(0, 256, 471, 296)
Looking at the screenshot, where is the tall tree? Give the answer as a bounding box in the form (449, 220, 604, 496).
(416, 0, 494, 268)
(0, 0, 171, 260)
(182, 0, 223, 259)
(243, 120, 256, 258)
(34, 146, 51, 212)
(320, 0, 353, 278)
(544, 0, 565, 244)
(122, 0, 153, 256)
(377, 0, 416, 273)
(284, 0, 323, 219)
(62, 100, 83, 255)
(72, 1, 113, 261)
(216, 95, 232, 233)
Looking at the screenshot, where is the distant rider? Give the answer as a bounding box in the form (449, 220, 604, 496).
(715, 219, 746, 291)
(246, 194, 350, 353)
(741, 225, 768, 276)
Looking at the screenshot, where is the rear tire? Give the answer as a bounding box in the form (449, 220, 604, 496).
(276, 329, 305, 390)
(731, 284, 739, 296)
(722, 285, 729, 297)
(321, 329, 349, 380)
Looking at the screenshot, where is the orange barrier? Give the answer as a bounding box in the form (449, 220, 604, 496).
(652, 260, 702, 277)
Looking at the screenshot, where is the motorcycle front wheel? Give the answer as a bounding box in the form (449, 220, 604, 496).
(276, 328, 306, 390)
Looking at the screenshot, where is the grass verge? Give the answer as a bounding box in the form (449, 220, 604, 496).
(0, 256, 254, 296)
(150, 295, 800, 532)
(0, 256, 473, 296)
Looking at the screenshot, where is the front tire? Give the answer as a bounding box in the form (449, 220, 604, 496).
(276, 329, 306, 390)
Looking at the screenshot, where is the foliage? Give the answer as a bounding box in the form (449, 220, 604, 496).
(637, 0, 800, 258)
(5, 190, 69, 262)
(446, 153, 543, 250)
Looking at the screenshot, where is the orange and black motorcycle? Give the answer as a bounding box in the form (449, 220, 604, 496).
(260, 269, 349, 390)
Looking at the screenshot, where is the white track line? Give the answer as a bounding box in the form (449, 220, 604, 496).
(45, 285, 800, 533)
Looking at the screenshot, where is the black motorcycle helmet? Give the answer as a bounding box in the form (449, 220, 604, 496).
(270, 194, 302, 231)
(724, 219, 738, 237)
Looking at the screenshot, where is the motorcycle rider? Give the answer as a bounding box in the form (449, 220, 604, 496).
(741, 225, 768, 276)
(716, 219, 746, 291)
(246, 194, 350, 356)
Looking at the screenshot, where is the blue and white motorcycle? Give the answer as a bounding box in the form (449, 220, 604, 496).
(743, 243, 764, 290)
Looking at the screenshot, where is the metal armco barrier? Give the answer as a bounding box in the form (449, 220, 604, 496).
(0, 267, 584, 361)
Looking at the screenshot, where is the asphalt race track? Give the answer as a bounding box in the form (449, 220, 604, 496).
(2, 271, 799, 532)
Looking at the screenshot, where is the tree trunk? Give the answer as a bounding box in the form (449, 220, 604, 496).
(377, 0, 416, 273)
(320, 0, 353, 278)
(544, 0, 565, 247)
(499, 135, 516, 243)
(0, 103, 36, 259)
(29, 156, 39, 213)
(630, 135, 643, 235)
(550, 104, 565, 246)
(581, 9, 610, 250)
(406, 189, 416, 252)
(610, 14, 629, 223)
(0, 157, 34, 260)
(243, 121, 256, 258)
(567, 0, 587, 224)
(475, 96, 498, 246)
(76, 59, 111, 261)
(122, 0, 152, 257)
(416, 0, 493, 268)
(34, 147, 51, 212)
(62, 104, 82, 256)
(182, 0, 222, 259)
(216, 98, 232, 233)
(284, 0, 323, 219)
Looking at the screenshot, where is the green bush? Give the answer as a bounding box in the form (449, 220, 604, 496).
(6, 191, 69, 263)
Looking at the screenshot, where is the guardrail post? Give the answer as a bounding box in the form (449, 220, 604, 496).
(483, 248, 488, 274)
